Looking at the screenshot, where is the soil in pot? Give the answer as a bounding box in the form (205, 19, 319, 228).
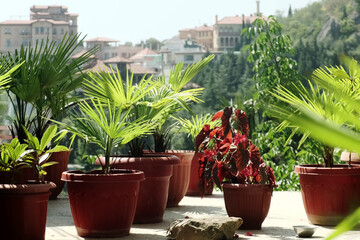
(62, 169, 145, 238)
(104, 154, 180, 223)
(223, 183, 273, 230)
(295, 164, 360, 225)
(0, 182, 55, 240)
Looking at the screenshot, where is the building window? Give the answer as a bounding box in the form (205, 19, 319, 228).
(225, 38, 229, 46)
(61, 28, 64, 34)
(220, 38, 224, 46)
(184, 55, 194, 62)
(122, 53, 127, 58)
(111, 53, 117, 57)
(6, 39, 11, 47)
(4, 28, 11, 34)
(35, 27, 39, 35)
(53, 28, 57, 35)
(40, 27, 44, 34)
(22, 39, 29, 46)
(104, 53, 109, 59)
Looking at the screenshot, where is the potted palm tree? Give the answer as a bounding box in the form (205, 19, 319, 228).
(84, 67, 180, 223)
(0, 125, 69, 240)
(0, 33, 97, 198)
(173, 114, 219, 196)
(271, 59, 360, 226)
(55, 97, 155, 237)
(196, 106, 276, 230)
(150, 55, 215, 207)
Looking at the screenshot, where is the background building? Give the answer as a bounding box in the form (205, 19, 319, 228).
(0, 5, 78, 54)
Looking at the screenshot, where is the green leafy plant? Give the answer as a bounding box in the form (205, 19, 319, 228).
(83, 67, 164, 157)
(1, 33, 97, 142)
(83, 56, 214, 156)
(0, 125, 69, 184)
(0, 138, 32, 184)
(172, 114, 219, 148)
(270, 59, 360, 237)
(243, 15, 300, 105)
(23, 125, 69, 182)
(271, 59, 360, 167)
(151, 55, 215, 152)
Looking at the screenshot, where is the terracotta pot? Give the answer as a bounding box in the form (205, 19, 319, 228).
(186, 152, 214, 196)
(295, 164, 360, 225)
(155, 150, 193, 207)
(0, 182, 55, 240)
(62, 169, 144, 238)
(45, 150, 71, 200)
(223, 183, 273, 230)
(99, 155, 180, 223)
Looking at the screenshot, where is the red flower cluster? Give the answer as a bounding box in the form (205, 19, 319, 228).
(195, 107, 276, 192)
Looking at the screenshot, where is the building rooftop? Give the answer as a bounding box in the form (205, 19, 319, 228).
(127, 63, 156, 75)
(129, 48, 159, 60)
(217, 15, 263, 25)
(103, 56, 133, 63)
(85, 37, 119, 43)
(71, 50, 96, 59)
(46, 191, 360, 239)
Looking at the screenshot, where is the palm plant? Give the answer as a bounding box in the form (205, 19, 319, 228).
(0, 33, 97, 142)
(172, 114, 219, 149)
(53, 98, 153, 174)
(83, 67, 165, 156)
(269, 59, 360, 238)
(272, 80, 347, 167)
(152, 55, 215, 152)
(271, 59, 360, 159)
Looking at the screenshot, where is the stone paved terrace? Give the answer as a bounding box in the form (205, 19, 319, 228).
(46, 191, 360, 240)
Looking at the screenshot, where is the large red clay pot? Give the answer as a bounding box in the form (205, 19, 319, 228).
(223, 183, 273, 230)
(45, 150, 71, 200)
(100, 155, 180, 223)
(186, 152, 214, 196)
(0, 182, 55, 240)
(156, 150, 193, 207)
(295, 164, 360, 225)
(62, 169, 144, 238)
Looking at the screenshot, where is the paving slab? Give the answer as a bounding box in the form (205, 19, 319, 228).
(46, 191, 360, 240)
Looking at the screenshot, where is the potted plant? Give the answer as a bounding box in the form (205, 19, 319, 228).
(271, 59, 360, 225)
(150, 55, 215, 207)
(0, 33, 97, 199)
(84, 67, 180, 223)
(173, 114, 219, 196)
(196, 106, 276, 230)
(55, 95, 157, 237)
(0, 125, 68, 240)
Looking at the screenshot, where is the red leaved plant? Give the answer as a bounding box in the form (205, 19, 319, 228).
(195, 107, 276, 194)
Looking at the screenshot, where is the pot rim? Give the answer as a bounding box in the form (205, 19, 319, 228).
(222, 183, 274, 189)
(97, 155, 181, 166)
(61, 169, 145, 182)
(0, 181, 56, 193)
(294, 164, 360, 175)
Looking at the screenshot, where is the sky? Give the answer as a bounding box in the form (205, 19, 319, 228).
(1, 0, 319, 44)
